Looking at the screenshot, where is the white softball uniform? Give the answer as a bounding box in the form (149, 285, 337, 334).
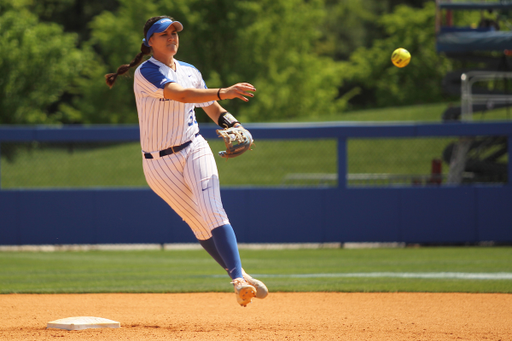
(134, 57, 229, 240)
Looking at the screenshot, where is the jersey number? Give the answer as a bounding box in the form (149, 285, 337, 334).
(188, 110, 198, 127)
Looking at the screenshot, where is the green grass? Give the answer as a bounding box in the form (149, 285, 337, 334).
(347, 137, 454, 175)
(1, 142, 148, 188)
(284, 102, 512, 122)
(0, 102, 509, 188)
(0, 139, 338, 188)
(0, 247, 511, 294)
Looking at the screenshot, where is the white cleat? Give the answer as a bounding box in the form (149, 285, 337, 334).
(242, 268, 269, 299)
(231, 278, 256, 307)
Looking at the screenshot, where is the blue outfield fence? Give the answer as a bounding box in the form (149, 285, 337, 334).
(0, 121, 511, 245)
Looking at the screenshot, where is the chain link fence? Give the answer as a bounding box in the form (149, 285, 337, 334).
(0, 134, 507, 188)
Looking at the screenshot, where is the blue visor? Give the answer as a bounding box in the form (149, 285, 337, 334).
(143, 18, 183, 47)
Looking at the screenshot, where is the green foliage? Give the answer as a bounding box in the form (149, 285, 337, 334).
(0, 8, 90, 124)
(26, 0, 119, 44)
(318, 0, 380, 60)
(0, 0, 32, 12)
(0, 0, 460, 124)
(318, 0, 429, 61)
(228, 0, 346, 121)
(79, 0, 348, 123)
(74, 0, 158, 124)
(345, 2, 454, 108)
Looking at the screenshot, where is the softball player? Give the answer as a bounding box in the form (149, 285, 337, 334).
(105, 16, 267, 307)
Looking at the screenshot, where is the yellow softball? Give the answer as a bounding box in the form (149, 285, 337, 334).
(391, 48, 411, 68)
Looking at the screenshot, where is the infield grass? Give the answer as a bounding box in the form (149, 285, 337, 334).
(1, 247, 511, 294)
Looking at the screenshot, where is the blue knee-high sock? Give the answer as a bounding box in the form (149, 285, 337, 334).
(211, 224, 243, 280)
(198, 237, 228, 271)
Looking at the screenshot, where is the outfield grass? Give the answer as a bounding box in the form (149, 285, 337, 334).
(0, 139, 338, 187)
(279, 102, 512, 122)
(1, 142, 148, 188)
(1, 247, 511, 294)
(3, 102, 509, 188)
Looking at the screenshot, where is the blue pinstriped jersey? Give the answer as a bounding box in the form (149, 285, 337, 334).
(134, 57, 214, 153)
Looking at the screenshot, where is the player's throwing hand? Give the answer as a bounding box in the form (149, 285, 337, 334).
(218, 83, 256, 102)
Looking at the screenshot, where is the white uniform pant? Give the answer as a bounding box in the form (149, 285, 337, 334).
(142, 135, 229, 240)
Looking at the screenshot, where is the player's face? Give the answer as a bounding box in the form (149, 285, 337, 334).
(150, 25, 179, 57)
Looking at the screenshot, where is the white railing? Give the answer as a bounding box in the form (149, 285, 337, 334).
(460, 71, 512, 121)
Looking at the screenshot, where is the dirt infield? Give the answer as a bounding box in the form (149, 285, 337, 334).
(1, 293, 511, 340)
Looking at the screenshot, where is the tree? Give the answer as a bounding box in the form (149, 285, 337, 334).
(342, 2, 454, 108)
(0, 0, 449, 126)
(317, 0, 431, 61)
(27, 0, 119, 45)
(79, 0, 348, 123)
(318, 0, 382, 61)
(74, 0, 158, 124)
(0, 7, 90, 124)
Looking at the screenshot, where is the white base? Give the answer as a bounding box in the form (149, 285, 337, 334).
(47, 316, 120, 331)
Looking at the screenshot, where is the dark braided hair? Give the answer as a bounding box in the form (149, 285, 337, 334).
(105, 16, 172, 88)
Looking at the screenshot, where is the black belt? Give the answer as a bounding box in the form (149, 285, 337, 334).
(144, 133, 199, 159)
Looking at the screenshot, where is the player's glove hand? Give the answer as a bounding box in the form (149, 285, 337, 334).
(216, 126, 254, 159)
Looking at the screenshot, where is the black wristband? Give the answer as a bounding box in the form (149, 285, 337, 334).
(218, 112, 239, 128)
(217, 88, 222, 101)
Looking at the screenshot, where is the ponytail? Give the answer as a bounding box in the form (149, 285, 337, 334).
(105, 43, 151, 88)
(105, 16, 172, 88)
